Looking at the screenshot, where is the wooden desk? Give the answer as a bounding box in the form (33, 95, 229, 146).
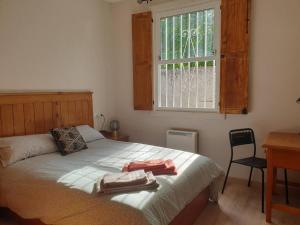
(263, 132, 300, 223)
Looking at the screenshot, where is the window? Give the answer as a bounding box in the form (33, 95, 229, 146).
(154, 2, 220, 111)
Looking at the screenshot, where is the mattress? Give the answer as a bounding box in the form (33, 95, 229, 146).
(0, 139, 223, 225)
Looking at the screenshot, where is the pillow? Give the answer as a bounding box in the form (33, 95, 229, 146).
(76, 125, 105, 143)
(50, 127, 87, 155)
(0, 134, 58, 167)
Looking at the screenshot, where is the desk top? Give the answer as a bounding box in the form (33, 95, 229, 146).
(262, 132, 300, 151)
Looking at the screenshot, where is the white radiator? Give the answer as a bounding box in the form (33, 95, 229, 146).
(166, 129, 198, 153)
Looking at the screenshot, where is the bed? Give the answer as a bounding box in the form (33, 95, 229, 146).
(0, 92, 224, 225)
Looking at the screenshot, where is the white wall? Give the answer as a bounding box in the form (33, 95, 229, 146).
(111, 0, 300, 180)
(0, 0, 115, 127)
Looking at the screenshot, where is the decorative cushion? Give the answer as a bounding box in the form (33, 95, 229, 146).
(50, 127, 87, 155)
(76, 125, 105, 143)
(0, 134, 58, 167)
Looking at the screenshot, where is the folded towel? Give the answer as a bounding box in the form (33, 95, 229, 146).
(127, 159, 167, 171)
(102, 170, 147, 188)
(149, 167, 177, 175)
(98, 172, 158, 194)
(123, 159, 177, 175)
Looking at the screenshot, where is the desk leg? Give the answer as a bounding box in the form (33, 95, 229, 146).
(266, 149, 273, 223)
(273, 168, 277, 194)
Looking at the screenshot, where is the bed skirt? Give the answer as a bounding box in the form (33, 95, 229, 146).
(0, 187, 210, 225)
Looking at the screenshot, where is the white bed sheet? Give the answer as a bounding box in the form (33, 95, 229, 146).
(0, 139, 223, 225)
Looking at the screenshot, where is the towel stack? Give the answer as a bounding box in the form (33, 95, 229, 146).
(98, 170, 158, 194)
(122, 159, 177, 175)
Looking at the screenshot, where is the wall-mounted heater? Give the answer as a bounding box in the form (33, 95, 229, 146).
(166, 129, 198, 153)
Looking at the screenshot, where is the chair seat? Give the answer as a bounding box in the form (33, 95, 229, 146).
(232, 157, 266, 169)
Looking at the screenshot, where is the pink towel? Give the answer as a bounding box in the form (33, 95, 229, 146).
(123, 159, 177, 175)
(127, 159, 167, 170)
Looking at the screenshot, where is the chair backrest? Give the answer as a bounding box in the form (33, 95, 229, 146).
(229, 128, 256, 156)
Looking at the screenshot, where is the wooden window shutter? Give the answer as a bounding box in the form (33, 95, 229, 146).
(220, 0, 251, 114)
(132, 11, 153, 110)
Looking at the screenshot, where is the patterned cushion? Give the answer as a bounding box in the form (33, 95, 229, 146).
(50, 127, 87, 155)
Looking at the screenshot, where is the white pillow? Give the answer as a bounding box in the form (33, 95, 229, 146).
(0, 134, 58, 167)
(76, 125, 105, 143)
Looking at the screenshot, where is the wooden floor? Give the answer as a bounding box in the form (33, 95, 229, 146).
(194, 178, 300, 225)
(1, 178, 299, 225)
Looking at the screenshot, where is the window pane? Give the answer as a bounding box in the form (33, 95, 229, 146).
(206, 9, 214, 57)
(159, 64, 167, 107)
(160, 8, 215, 61)
(158, 60, 216, 109)
(160, 19, 166, 60)
(196, 60, 216, 108)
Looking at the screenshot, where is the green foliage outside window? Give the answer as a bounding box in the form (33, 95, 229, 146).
(160, 9, 214, 70)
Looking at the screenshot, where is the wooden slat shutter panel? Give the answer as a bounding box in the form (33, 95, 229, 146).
(132, 11, 153, 110)
(220, 0, 250, 114)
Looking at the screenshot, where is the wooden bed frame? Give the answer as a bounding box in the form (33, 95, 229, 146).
(0, 91, 209, 225)
(0, 91, 93, 137)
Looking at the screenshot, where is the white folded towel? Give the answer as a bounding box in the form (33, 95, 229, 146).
(102, 170, 147, 188)
(98, 171, 159, 194)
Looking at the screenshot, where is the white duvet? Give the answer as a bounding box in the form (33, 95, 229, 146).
(0, 139, 223, 225)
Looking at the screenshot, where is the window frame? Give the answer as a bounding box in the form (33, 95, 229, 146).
(152, 0, 221, 112)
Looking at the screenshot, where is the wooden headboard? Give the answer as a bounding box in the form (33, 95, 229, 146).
(0, 92, 93, 137)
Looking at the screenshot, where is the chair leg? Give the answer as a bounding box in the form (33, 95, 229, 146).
(261, 169, 265, 213)
(222, 162, 232, 194)
(248, 167, 253, 187)
(284, 169, 289, 205)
